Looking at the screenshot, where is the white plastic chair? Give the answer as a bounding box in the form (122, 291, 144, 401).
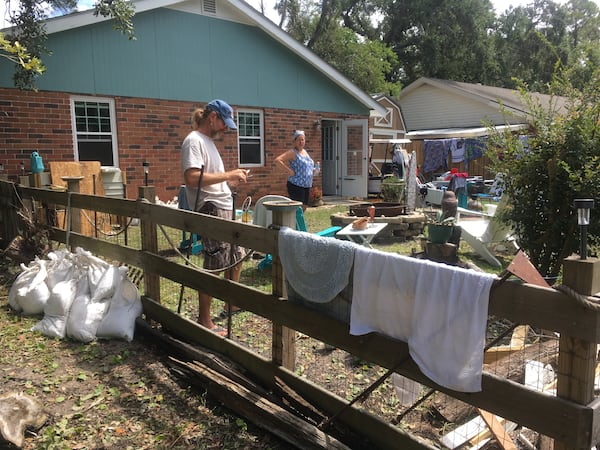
(456, 196, 517, 267)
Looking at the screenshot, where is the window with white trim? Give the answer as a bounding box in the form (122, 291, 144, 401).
(70, 96, 119, 166)
(237, 109, 263, 166)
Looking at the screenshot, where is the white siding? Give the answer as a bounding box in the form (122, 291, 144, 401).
(400, 85, 526, 132)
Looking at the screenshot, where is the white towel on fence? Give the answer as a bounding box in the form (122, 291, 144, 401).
(279, 227, 357, 303)
(350, 247, 496, 392)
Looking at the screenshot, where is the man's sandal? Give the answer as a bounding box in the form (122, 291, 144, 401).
(209, 325, 227, 337)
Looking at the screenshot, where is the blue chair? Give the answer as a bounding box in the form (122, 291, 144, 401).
(295, 207, 341, 237)
(253, 195, 341, 270)
(178, 186, 203, 256)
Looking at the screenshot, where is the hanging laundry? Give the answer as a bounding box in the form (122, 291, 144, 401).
(278, 227, 357, 303)
(350, 247, 495, 392)
(464, 138, 486, 165)
(450, 139, 466, 163)
(423, 139, 452, 174)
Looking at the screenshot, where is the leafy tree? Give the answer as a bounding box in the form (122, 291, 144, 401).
(491, 1, 570, 92)
(282, 0, 401, 95)
(2, 0, 135, 89)
(0, 31, 44, 77)
(486, 70, 600, 277)
(563, 0, 600, 89)
(491, 0, 599, 92)
(378, 0, 497, 86)
(312, 25, 400, 95)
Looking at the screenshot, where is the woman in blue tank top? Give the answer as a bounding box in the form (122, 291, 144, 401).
(275, 130, 319, 210)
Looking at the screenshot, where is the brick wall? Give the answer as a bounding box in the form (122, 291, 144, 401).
(0, 88, 363, 207)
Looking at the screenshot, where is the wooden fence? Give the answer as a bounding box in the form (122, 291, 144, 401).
(1, 179, 600, 450)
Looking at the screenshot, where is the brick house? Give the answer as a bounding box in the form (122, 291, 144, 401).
(0, 0, 385, 203)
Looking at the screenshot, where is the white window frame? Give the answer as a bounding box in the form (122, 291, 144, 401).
(237, 109, 264, 167)
(70, 95, 119, 167)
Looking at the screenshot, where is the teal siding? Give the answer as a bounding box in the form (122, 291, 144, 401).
(0, 8, 367, 114)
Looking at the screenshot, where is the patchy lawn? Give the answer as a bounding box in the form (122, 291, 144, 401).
(0, 259, 293, 450)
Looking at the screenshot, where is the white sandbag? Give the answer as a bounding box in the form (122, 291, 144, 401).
(89, 265, 128, 302)
(96, 278, 142, 342)
(66, 294, 109, 343)
(32, 277, 79, 339)
(8, 260, 50, 315)
(75, 247, 109, 270)
(7, 285, 21, 312)
(45, 253, 75, 291)
(76, 247, 110, 290)
(8, 263, 31, 312)
(31, 314, 69, 340)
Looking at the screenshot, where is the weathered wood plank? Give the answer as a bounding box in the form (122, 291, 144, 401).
(169, 357, 352, 450)
(144, 201, 278, 255)
(478, 409, 517, 450)
(269, 202, 298, 370)
(17, 187, 138, 217)
(138, 186, 160, 303)
(49, 229, 141, 267)
(489, 281, 600, 342)
(555, 257, 600, 450)
(135, 312, 437, 450)
(140, 296, 593, 448)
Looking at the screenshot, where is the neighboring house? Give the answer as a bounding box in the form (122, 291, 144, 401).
(397, 77, 565, 179)
(367, 93, 409, 194)
(368, 93, 408, 173)
(0, 0, 385, 202)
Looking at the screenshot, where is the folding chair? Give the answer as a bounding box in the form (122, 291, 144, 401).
(456, 196, 517, 267)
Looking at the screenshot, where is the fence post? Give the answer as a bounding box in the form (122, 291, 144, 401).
(62, 176, 83, 251)
(264, 200, 301, 370)
(554, 255, 600, 450)
(138, 185, 161, 303)
(0, 181, 18, 245)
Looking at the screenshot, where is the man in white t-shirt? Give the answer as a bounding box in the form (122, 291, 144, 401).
(181, 99, 248, 336)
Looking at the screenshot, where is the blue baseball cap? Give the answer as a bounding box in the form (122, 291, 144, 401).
(206, 99, 237, 130)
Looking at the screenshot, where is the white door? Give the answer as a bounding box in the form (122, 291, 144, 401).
(322, 120, 338, 196)
(340, 119, 368, 198)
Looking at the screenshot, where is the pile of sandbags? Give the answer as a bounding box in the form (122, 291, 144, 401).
(8, 247, 142, 342)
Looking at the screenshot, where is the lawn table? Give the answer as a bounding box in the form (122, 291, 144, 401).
(336, 222, 388, 248)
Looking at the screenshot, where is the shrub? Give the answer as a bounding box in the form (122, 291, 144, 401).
(486, 69, 600, 277)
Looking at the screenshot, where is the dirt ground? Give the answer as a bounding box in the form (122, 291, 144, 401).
(0, 252, 447, 450)
(0, 259, 298, 450)
(0, 252, 528, 450)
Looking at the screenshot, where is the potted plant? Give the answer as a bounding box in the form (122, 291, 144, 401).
(427, 210, 456, 244)
(380, 177, 405, 203)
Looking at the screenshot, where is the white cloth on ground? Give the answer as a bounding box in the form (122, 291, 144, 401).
(350, 247, 496, 392)
(279, 227, 357, 303)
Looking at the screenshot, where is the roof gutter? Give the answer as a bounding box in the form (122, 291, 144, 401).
(406, 124, 528, 140)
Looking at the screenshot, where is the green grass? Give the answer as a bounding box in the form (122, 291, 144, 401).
(303, 204, 508, 276)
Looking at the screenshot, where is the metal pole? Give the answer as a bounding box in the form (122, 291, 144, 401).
(225, 190, 238, 338)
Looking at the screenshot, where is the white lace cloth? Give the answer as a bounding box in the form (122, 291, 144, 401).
(279, 227, 357, 303)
